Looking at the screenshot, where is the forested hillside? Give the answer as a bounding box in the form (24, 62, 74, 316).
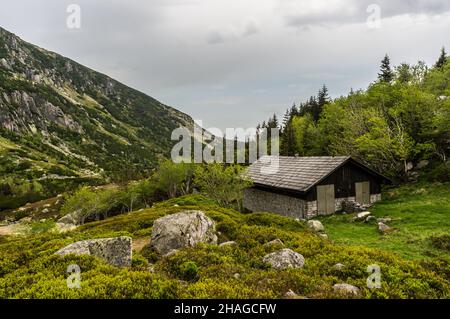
(0, 27, 193, 209)
(260, 51, 450, 181)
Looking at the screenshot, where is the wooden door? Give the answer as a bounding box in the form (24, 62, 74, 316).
(317, 184, 335, 215)
(355, 181, 370, 204)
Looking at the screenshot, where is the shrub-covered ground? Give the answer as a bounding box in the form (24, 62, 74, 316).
(0, 194, 448, 299)
(318, 182, 450, 260)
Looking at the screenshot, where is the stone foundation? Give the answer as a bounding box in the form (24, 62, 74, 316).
(244, 188, 382, 220)
(243, 188, 307, 219)
(305, 194, 382, 219)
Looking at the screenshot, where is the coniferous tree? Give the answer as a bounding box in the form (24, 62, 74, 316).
(314, 84, 330, 122)
(435, 47, 447, 69)
(378, 54, 394, 83)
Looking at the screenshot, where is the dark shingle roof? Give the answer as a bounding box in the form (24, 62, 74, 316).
(245, 155, 351, 192)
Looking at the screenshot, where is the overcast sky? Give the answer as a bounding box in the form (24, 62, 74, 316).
(1, 0, 449, 131)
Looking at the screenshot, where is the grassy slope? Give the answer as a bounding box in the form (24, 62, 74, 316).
(0, 194, 448, 299)
(318, 182, 450, 260)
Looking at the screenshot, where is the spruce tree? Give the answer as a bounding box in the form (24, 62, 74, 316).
(435, 47, 447, 69)
(378, 54, 394, 83)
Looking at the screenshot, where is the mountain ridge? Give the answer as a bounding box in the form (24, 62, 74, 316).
(0, 26, 193, 208)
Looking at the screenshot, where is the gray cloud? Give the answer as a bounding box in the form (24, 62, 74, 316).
(278, 0, 450, 28)
(206, 17, 260, 44)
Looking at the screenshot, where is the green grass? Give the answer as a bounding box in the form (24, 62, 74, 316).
(318, 182, 450, 260)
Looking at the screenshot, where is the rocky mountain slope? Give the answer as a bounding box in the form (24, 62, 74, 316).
(0, 27, 193, 207)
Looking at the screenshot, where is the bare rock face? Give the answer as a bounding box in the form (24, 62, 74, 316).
(263, 248, 305, 270)
(55, 236, 132, 267)
(307, 220, 324, 232)
(333, 283, 360, 296)
(150, 210, 218, 255)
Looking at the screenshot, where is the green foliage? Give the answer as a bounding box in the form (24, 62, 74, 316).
(61, 186, 121, 224)
(266, 57, 450, 181)
(0, 190, 449, 299)
(151, 160, 194, 198)
(194, 164, 252, 210)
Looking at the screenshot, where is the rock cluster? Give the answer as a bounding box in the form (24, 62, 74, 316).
(55, 236, 132, 267)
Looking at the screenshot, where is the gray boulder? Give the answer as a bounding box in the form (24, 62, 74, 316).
(55, 236, 132, 267)
(150, 210, 217, 255)
(307, 220, 324, 232)
(263, 248, 305, 270)
(333, 283, 360, 296)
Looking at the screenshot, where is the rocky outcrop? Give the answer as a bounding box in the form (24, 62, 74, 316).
(262, 248, 305, 270)
(55, 236, 132, 267)
(150, 211, 218, 255)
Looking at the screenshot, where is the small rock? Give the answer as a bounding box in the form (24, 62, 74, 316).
(378, 222, 392, 234)
(264, 239, 284, 247)
(332, 263, 346, 271)
(377, 217, 392, 223)
(333, 283, 360, 296)
(319, 233, 328, 239)
(307, 220, 324, 232)
(55, 236, 132, 267)
(19, 217, 32, 223)
(283, 289, 298, 299)
(43, 204, 51, 208)
(233, 273, 240, 279)
(42, 208, 49, 214)
(219, 241, 237, 247)
(353, 211, 371, 221)
(263, 248, 305, 270)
